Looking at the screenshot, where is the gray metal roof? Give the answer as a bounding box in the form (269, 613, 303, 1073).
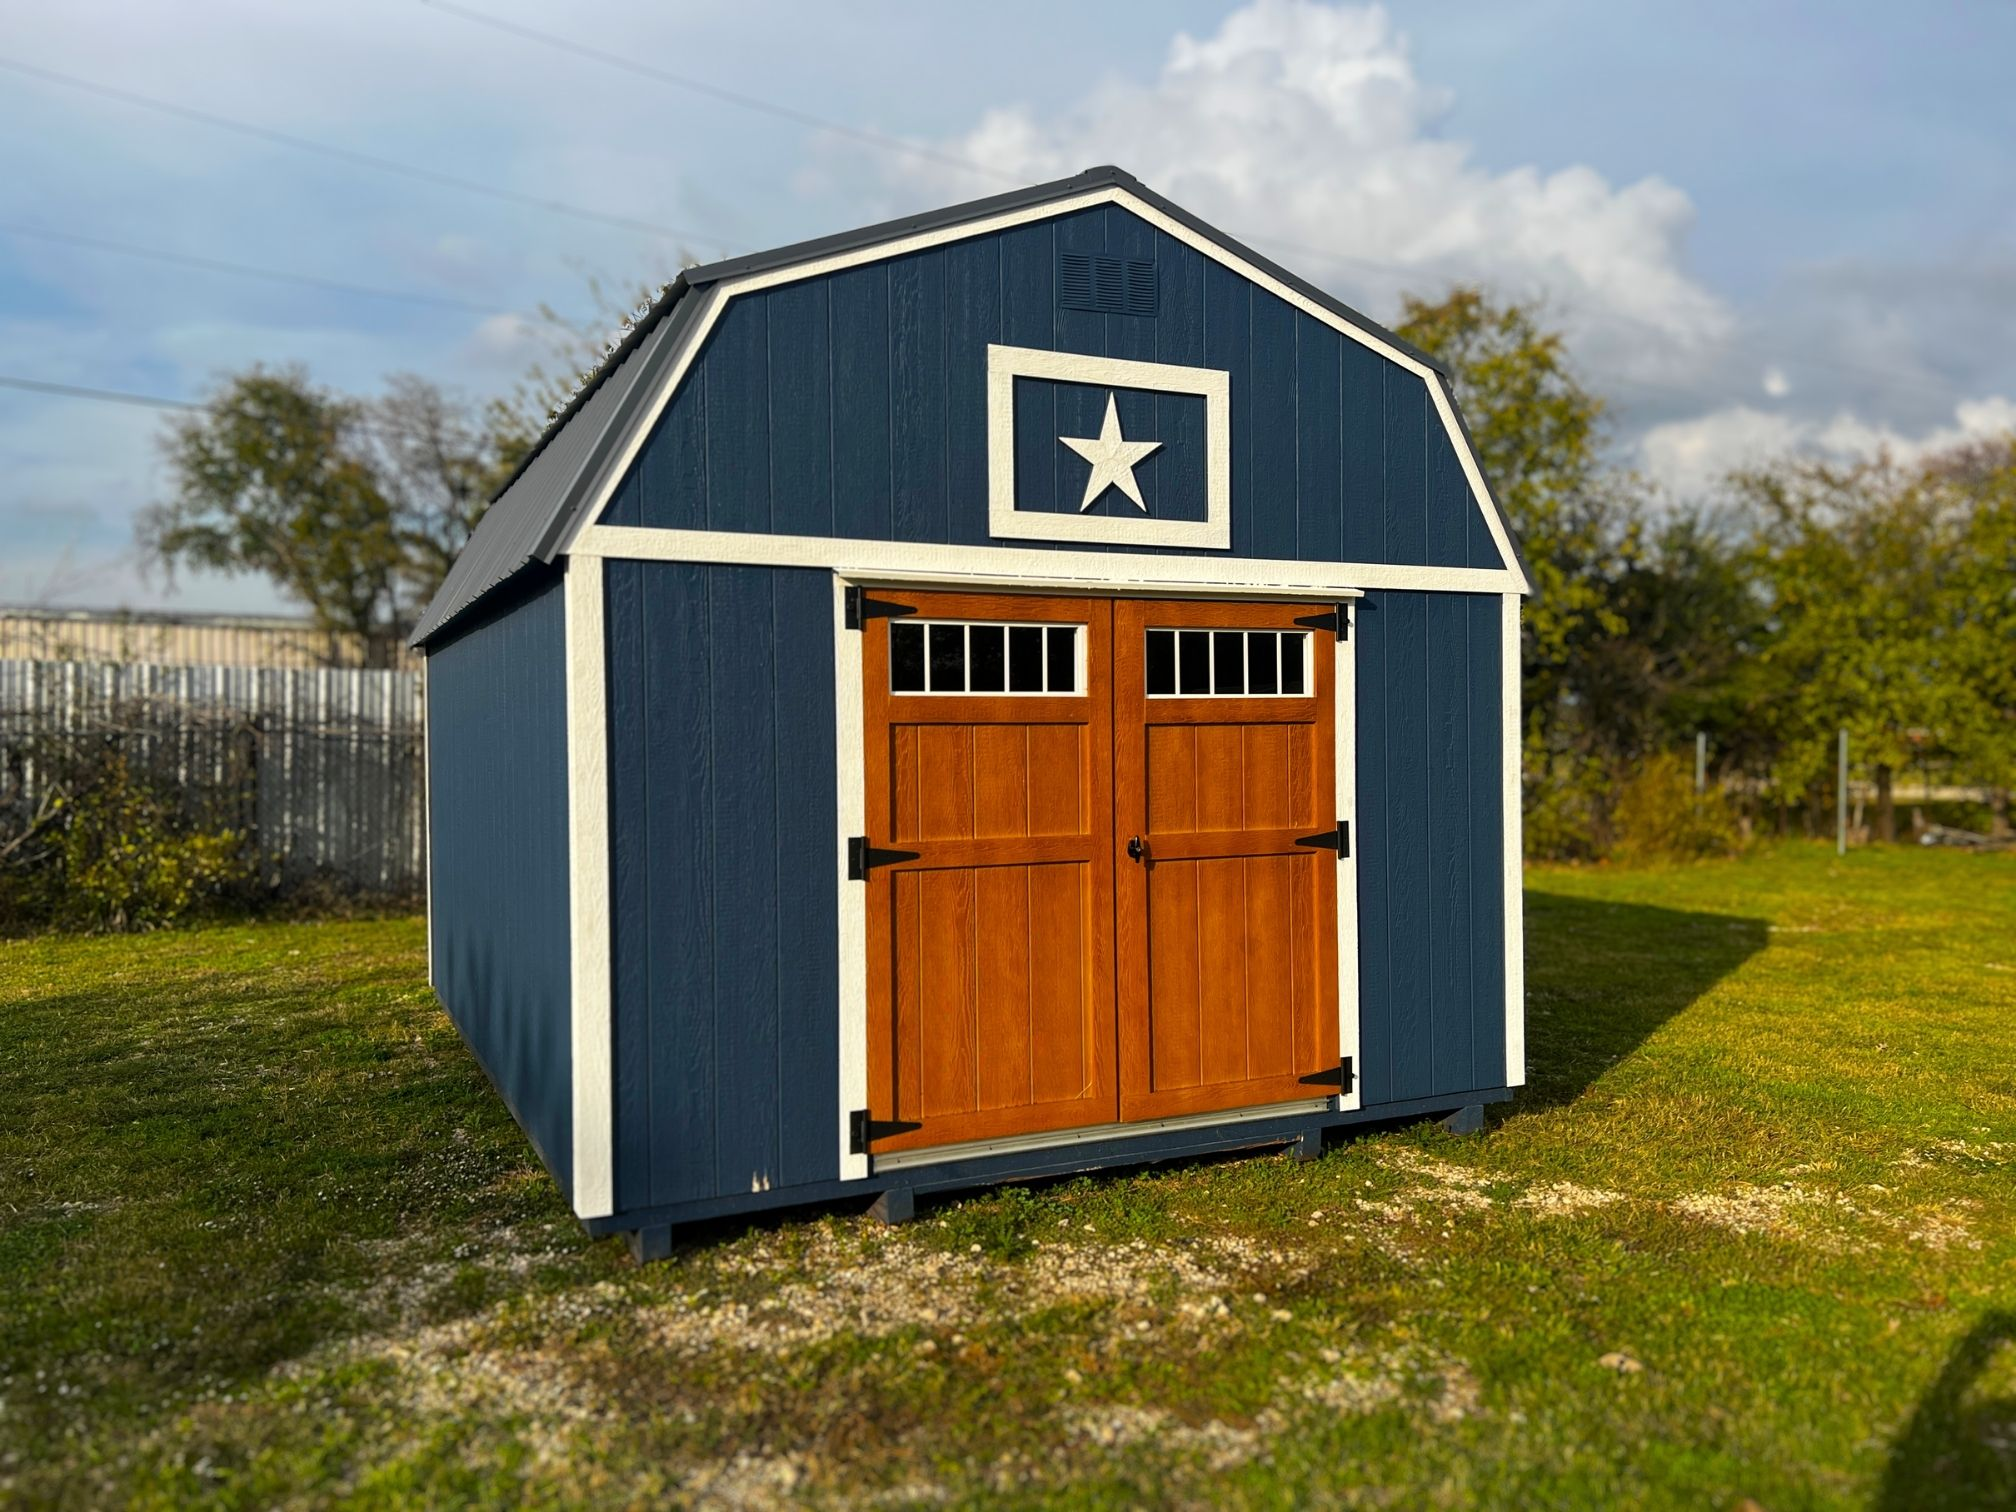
(412, 165, 1516, 647)
(410, 279, 697, 646)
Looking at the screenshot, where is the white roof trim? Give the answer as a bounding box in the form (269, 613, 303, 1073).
(555, 186, 1529, 593)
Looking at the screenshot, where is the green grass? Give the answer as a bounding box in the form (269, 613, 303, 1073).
(3, 843, 2013, 1508)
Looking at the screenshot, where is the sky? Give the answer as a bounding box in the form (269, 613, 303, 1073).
(2, 0, 2013, 614)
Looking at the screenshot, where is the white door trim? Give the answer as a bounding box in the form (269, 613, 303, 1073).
(832, 572, 1364, 1177)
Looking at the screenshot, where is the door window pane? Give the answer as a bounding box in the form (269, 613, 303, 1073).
(1212, 632, 1245, 695)
(1247, 631, 1278, 695)
(890, 622, 926, 692)
(928, 624, 965, 692)
(968, 625, 1006, 692)
(1008, 626, 1044, 692)
(1280, 631, 1306, 695)
(1046, 626, 1076, 693)
(1145, 629, 1176, 696)
(1178, 631, 1210, 694)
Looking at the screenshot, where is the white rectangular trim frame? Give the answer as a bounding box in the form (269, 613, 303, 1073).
(985, 344, 1231, 549)
(833, 576, 871, 1183)
(1336, 600, 1361, 1111)
(1501, 591, 1526, 1086)
(827, 567, 1366, 1175)
(564, 557, 615, 1219)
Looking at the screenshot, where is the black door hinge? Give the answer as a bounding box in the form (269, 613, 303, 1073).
(844, 586, 916, 630)
(1293, 603, 1350, 641)
(850, 1108, 924, 1154)
(848, 836, 921, 879)
(1294, 820, 1350, 858)
(1300, 1056, 1354, 1094)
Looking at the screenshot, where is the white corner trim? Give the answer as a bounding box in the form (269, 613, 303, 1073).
(1502, 592, 1525, 1088)
(547, 185, 1528, 590)
(833, 577, 870, 1182)
(1335, 602, 1361, 1111)
(564, 558, 615, 1219)
(985, 344, 1230, 549)
(571, 524, 1511, 598)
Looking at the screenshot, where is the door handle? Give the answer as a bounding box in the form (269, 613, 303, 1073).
(1127, 835, 1145, 863)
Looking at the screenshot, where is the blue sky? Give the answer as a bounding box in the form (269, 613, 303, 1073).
(2, 0, 2012, 613)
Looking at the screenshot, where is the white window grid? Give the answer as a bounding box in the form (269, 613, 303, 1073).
(1145, 628, 1312, 698)
(890, 619, 1087, 696)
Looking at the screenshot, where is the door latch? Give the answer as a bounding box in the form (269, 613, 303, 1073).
(1126, 835, 1145, 863)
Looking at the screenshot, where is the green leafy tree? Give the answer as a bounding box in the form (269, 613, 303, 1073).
(143, 367, 404, 664)
(1735, 456, 1980, 840)
(143, 368, 529, 662)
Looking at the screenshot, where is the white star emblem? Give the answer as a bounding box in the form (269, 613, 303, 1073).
(1059, 393, 1162, 512)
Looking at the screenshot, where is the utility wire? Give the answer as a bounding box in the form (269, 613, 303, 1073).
(0, 221, 559, 320)
(417, 0, 1021, 187)
(0, 374, 199, 410)
(0, 54, 731, 250)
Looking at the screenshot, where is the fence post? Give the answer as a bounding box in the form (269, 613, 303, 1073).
(1694, 731, 1706, 794)
(1837, 728, 1848, 856)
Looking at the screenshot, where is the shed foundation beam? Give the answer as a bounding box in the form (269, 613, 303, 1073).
(868, 1187, 915, 1225)
(1440, 1104, 1485, 1136)
(625, 1224, 675, 1264)
(1291, 1128, 1325, 1163)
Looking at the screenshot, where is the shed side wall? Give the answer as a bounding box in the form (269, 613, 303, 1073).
(604, 561, 840, 1209)
(426, 571, 575, 1192)
(1354, 589, 1507, 1104)
(600, 203, 1497, 572)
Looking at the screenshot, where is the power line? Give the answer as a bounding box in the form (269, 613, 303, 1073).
(0, 374, 199, 411)
(0, 54, 732, 251)
(418, 0, 1021, 188)
(0, 221, 559, 320)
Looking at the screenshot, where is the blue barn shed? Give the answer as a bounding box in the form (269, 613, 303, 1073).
(414, 166, 1530, 1257)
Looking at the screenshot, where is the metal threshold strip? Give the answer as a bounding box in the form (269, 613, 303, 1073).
(871, 1096, 1334, 1174)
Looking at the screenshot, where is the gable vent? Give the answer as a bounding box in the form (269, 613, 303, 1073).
(1059, 252, 1158, 317)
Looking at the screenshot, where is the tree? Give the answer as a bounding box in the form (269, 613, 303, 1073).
(143, 368, 525, 663)
(1735, 456, 1978, 841)
(142, 367, 404, 665)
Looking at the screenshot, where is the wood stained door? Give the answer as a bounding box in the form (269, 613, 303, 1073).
(862, 592, 1116, 1153)
(1113, 600, 1340, 1122)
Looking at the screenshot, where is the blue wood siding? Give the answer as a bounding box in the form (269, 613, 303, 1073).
(425, 570, 574, 1195)
(1354, 590, 1506, 1104)
(603, 203, 1503, 570)
(604, 561, 840, 1209)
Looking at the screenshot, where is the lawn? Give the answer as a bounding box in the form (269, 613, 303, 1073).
(2, 843, 2013, 1508)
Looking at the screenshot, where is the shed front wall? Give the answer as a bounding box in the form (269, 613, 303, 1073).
(596, 202, 1502, 574)
(598, 565, 1508, 1213)
(426, 570, 575, 1194)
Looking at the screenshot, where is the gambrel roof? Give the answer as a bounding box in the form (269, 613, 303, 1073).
(414, 165, 1526, 647)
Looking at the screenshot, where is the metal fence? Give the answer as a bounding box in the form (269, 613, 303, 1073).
(0, 659, 425, 897)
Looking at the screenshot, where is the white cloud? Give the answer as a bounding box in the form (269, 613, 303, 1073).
(874, 0, 1731, 383)
(1762, 366, 1790, 398)
(1639, 395, 2016, 499)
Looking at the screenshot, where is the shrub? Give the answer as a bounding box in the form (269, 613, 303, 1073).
(42, 750, 252, 930)
(1611, 753, 1745, 865)
(1, 715, 257, 933)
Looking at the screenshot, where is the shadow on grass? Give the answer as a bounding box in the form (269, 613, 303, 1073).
(1878, 1312, 2016, 1510)
(1518, 891, 1769, 1113)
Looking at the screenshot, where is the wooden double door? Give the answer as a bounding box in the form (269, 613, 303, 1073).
(861, 589, 1340, 1156)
